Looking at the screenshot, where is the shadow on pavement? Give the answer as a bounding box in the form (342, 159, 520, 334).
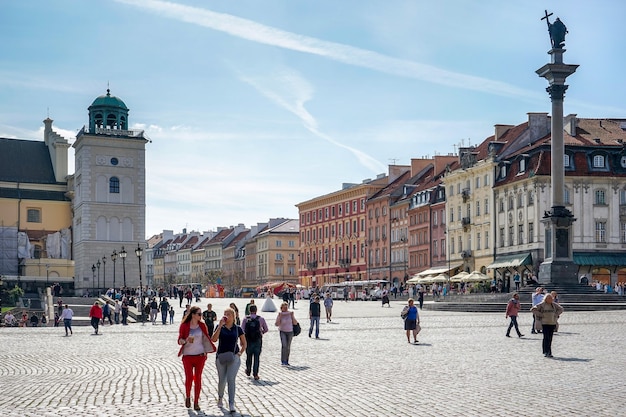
(551, 357, 592, 362)
(251, 379, 279, 386)
(286, 365, 310, 371)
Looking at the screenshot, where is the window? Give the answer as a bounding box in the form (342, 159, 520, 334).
(528, 191, 534, 206)
(27, 208, 41, 223)
(508, 226, 514, 246)
(484, 198, 489, 214)
(433, 241, 438, 256)
(528, 222, 534, 243)
(313, 211, 316, 222)
(476, 201, 481, 216)
(449, 186, 454, 196)
(433, 211, 438, 225)
(450, 210, 454, 222)
(499, 198, 504, 213)
(485, 231, 489, 249)
(595, 221, 606, 243)
(451, 239, 455, 254)
(564, 154, 570, 167)
(519, 159, 526, 173)
(275, 253, 283, 260)
(484, 174, 490, 186)
(593, 155, 605, 168)
(564, 188, 571, 205)
(621, 190, 626, 205)
(458, 236, 463, 253)
(477, 232, 481, 250)
(325, 207, 329, 219)
(338, 204, 342, 216)
(499, 227, 505, 248)
(109, 177, 120, 193)
(441, 240, 445, 257)
(500, 165, 507, 178)
(345, 202, 350, 215)
(518, 224, 524, 245)
(276, 240, 282, 247)
(622, 222, 626, 243)
(353, 201, 357, 213)
(476, 177, 481, 188)
(595, 189, 606, 205)
(288, 240, 295, 247)
(508, 195, 514, 211)
(360, 199, 365, 210)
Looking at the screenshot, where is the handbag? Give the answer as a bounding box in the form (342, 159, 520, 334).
(292, 322, 301, 337)
(217, 351, 235, 364)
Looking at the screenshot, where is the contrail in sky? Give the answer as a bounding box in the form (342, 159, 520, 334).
(115, 0, 539, 100)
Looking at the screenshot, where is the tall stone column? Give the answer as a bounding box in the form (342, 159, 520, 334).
(536, 45, 579, 285)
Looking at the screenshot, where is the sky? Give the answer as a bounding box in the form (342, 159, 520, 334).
(2, 1, 625, 239)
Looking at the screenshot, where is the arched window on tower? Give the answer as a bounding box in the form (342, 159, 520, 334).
(120, 115, 127, 129)
(109, 177, 120, 193)
(94, 113, 103, 128)
(107, 114, 117, 129)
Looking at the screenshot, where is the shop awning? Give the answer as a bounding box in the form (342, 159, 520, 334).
(573, 252, 626, 266)
(487, 253, 532, 269)
(411, 263, 463, 279)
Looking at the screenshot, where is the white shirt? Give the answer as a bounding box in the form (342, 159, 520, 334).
(59, 308, 74, 320)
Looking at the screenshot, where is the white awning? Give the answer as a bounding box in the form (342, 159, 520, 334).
(411, 264, 463, 279)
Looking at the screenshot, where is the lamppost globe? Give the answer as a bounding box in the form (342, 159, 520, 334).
(135, 244, 144, 325)
(119, 246, 127, 289)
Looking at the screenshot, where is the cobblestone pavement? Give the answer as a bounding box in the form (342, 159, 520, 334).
(1, 297, 625, 417)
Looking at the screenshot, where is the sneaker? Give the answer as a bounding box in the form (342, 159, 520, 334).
(518, 334, 525, 338)
(217, 398, 223, 408)
(254, 375, 260, 380)
(229, 402, 236, 413)
(505, 334, 511, 338)
(245, 369, 251, 376)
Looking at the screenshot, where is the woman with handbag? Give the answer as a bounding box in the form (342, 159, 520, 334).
(275, 302, 299, 366)
(212, 307, 246, 413)
(177, 306, 215, 411)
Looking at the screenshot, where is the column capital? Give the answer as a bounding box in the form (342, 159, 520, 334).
(546, 84, 568, 101)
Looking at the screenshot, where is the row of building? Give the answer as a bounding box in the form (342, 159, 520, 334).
(2, 90, 626, 296)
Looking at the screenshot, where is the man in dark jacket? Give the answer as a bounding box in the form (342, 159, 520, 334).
(309, 296, 321, 338)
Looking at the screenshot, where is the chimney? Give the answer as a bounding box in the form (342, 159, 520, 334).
(410, 158, 432, 176)
(564, 114, 578, 136)
(494, 124, 514, 141)
(528, 112, 550, 143)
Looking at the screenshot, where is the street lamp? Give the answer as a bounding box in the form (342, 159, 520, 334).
(135, 244, 145, 325)
(111, 250, 117, 291)
(102, 257, 106, 291)
(96, 259, 101, 295)
(91, 264, 96, 296)
(120, 246, 127, 288)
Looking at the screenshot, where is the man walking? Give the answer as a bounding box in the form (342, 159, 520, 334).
(309, 296, 321, 338)
(159, 297, 170, 325)
(102, 302, 113, 325)
(113, 300, 121, 324)
(149, 297, 159, 324)
(324, 293, 334, 322)
(202, 303, 218, 336)
(531, 287, 545, 334)
(505, 293, 524, 338)
(241, 305, 268, 380)
(89, 301, 103, 335)
(59, 304, 74, 336)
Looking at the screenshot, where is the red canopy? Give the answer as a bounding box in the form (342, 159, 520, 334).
(256, 281, 297, 294)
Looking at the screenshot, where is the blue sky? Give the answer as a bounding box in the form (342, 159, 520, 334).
(1, 1, 625, 238)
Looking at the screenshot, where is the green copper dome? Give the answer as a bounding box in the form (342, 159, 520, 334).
(89, 89, 128, 110)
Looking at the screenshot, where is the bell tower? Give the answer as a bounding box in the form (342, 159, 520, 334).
(72, 90, 148, 294)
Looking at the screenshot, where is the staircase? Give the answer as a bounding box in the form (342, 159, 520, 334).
(423, 284, 626, 312)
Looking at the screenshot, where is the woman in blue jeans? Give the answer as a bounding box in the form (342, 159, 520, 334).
(275, 302, 298, 365)
(212, 307, 246, 413)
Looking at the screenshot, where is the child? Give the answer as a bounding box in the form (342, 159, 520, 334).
(169, 306, 175, 324)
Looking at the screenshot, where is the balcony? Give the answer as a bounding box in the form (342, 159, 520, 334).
(461, 217, 471, 226)
(461, 250, 472, 259)
(339, 258, 351, 268)
(306, 261, 318, 271)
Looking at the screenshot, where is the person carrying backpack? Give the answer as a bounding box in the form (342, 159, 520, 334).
(240, 305, 268, 380)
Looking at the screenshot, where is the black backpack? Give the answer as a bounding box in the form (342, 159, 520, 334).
(245, 316, 262, 342)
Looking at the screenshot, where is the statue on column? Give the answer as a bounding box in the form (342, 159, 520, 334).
(542, 11, 568, 49)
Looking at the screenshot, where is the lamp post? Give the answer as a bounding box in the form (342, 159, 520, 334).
(96, 259, 101, 295)
(91, 264, 96, 296)
(120, 246, 127, 289)
(111, 250, 117, 291)
(46, 264, 50, 287)
(102, 257, 106, 291)
(135, 244, 145, 325)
